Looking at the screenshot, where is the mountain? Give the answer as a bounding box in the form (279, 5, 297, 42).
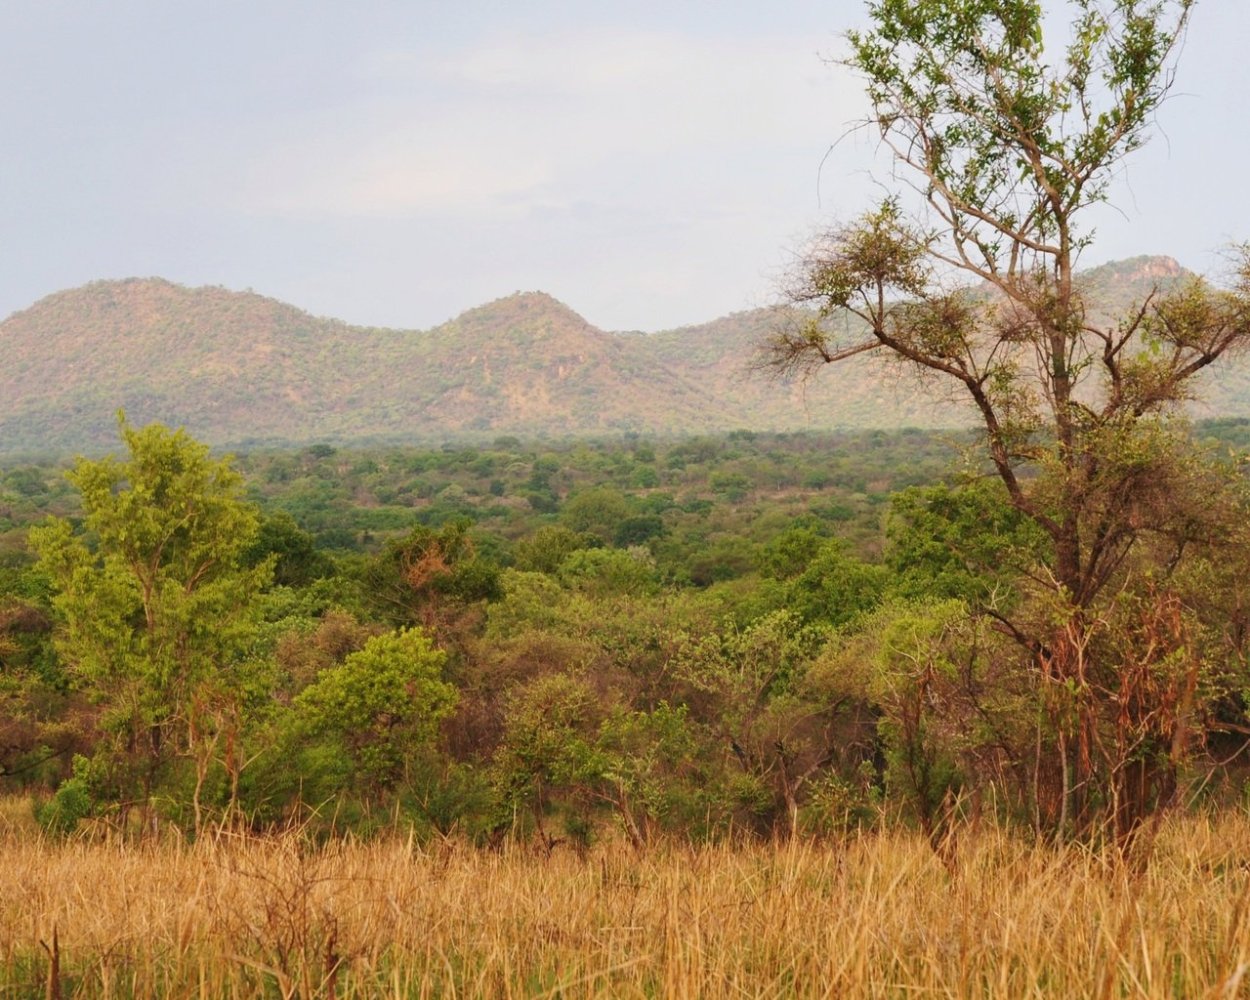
(0, 258, 1240, 454)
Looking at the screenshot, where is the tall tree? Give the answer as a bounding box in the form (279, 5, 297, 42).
(31, 418, 270, 830)
(766, 0, 1250, 843)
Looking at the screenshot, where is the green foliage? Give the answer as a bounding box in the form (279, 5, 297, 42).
(848, 0, 1192, 252)
(492, 672, 610, 836)
(513, 526, 593, 575)
(758, 524, 827, 580)
(294, 628, 456, 796)
(363, 519, 501, 628)
(819, 599, 972, 837)
(558, 548, 659, 598)
(885, 480, 1044, 602)
(400, 760, 498, 840)
(613, 514, 665, 547)
(484, 570, 568, 639)
(798, 770, 882, 836)
(8, 416, 1250, 844)
(561, 487, 631, 543)
(35, 755, 95, 835)
(781, 540, 890, 627)
(769, 0, 1250, 846)
(29, 418, 270, 821)
(244, 511, 335, 587)
(596, 702, 711, 839)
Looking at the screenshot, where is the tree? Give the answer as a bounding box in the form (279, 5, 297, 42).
(672, 609, 840, 837)
(293, 627, 456, 801)
(30, 418, 270, 830)
(243, 511, 334, 588)
(491, 671, 610, 846)
(363, 519, 500, 636)
(760, 530, 890, 627)
(512, 525, 594, 575)
(885, 480, 1045, 603)
(561, 487, 631, 543)
(766, 0, 1250, 844)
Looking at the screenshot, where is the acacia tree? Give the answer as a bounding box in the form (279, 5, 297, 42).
(767, 0, 1250, 843)
(31, 418, 270, 830)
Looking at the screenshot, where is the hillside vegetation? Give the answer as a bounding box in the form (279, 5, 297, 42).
(1, 256, 1233, 455)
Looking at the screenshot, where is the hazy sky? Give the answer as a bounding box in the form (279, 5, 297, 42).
(2, 2, 1246, 332)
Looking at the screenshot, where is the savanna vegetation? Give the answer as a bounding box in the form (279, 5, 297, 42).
(1, 422, 988, 843)
(9, 0, 1250, 995)
(4, 420, 1250, 996)
(1, 416, 1249, 844)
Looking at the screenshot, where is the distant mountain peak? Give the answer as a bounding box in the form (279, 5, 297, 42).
(449, 290, 592, 332)
(486, 290, 580, 314)
(507, 290, 569, 309)
(1135, 255, 1184, 278)
(6, 276, 319, 327)
(1078, 254, 1188, 284)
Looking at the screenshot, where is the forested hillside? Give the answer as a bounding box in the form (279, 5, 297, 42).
(1, 256, 1233, 455)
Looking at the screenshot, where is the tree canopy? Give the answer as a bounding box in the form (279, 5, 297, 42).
(30, 417, 270, 827)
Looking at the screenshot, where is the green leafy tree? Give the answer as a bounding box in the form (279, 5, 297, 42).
(613, 514, 666, 548)
(765, 0, 1250, 843)
(885, 480, 1045, 603)
(0, 571, 79, 793)
(243, 511, 334, 588)
(293, 627, 456, 802)
(30, 419, 270, 830)
(818, 600, 985, 844)
(558, 547, 659, 599)
(672, 610, 838, 836)
(761, 529, 889, 626)
(512, 525, 594, 575)
(560, 487, 631, 543)
(491, 672, 610, 845)
(595, 702, 713, 846)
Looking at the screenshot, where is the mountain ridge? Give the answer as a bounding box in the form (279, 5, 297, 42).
(1, 258, 1241, 455)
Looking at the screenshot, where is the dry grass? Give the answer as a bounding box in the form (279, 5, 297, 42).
(3, 803, 1250, 998)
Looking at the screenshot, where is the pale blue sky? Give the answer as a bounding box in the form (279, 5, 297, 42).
(1, 2, 1246, 332)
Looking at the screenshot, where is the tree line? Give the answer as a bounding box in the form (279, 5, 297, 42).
(1, 415, 1248, 852)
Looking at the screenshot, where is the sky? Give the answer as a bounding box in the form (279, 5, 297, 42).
(1, 1, 1247, 333)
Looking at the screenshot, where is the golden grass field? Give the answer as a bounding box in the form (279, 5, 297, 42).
(3, 797, 1250, 998)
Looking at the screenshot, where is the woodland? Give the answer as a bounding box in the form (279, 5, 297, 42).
(3, 420, 1250, 849)
(8, 424, 1250, 996)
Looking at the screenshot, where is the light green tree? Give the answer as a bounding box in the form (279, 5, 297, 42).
(293, 627, 457, 800)
(560, 487, 631, 543)
(31, 418, 270, 830)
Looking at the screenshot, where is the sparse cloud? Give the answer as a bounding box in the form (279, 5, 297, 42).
(3, 2, 1244, 332)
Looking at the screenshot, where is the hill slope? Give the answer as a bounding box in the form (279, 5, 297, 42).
(0, 258, 1241, 454)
